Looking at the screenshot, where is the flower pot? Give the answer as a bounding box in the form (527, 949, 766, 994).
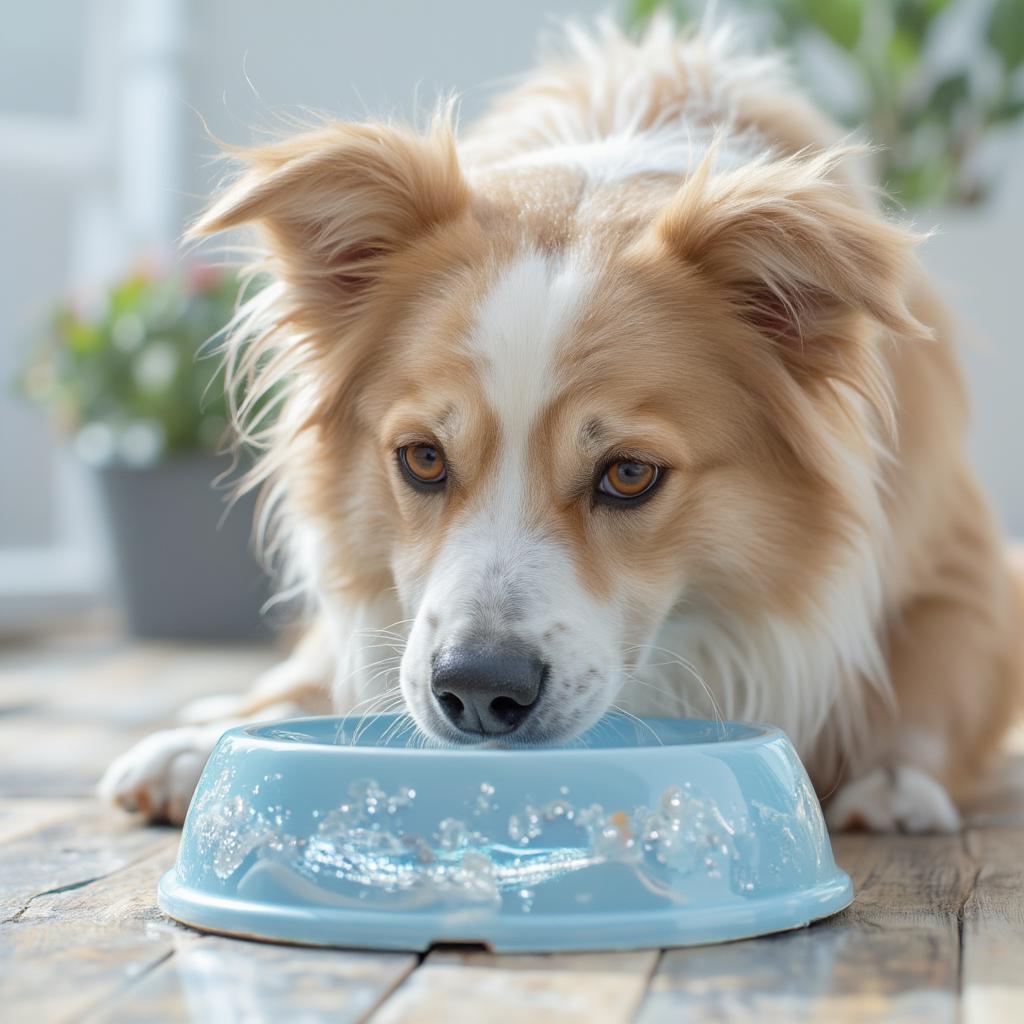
(95, 454, 272, 639)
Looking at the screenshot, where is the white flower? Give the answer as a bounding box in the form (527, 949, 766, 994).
(112, 312, 146, 353)
(75, 421, 116, 467)
(118, 419, 166, 467)
(133, 340, 177, 392)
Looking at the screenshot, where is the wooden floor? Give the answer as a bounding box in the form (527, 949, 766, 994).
(2, 623, 1024, 1023)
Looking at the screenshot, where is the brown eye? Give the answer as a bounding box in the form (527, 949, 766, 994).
(598, 460, 660, 501)
(398, 444, 446, 488)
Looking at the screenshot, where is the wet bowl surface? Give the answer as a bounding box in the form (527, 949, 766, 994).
(158, 715, 852, 952)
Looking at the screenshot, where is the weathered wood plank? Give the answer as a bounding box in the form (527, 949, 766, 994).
(15, 833, 179, 927)
(0, 833, 181, 1021)
(963, 753, 1024, 828)
(962, 826, 1024, 1024)
(92, 933, 419, 1024)
(0, 644, 171, 719)
(0, 641, 278, 798)
(369, 948, 659, 1024)
(635, 833, 975, 1023)
(0, 797, 89, 844)
(0, 806, 174, 921)
(0, 716, 152, 798)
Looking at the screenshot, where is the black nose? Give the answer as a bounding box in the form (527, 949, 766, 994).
(431, 645, 546, 736)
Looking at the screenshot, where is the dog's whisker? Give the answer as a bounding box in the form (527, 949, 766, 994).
(620, 670, 710, 719)
(609, 703, 664, 746)
(331, 674, 402, 738)
(624, 643, 726, 729)
(330, 654, 402, 695)
(336, 677, 403, 742)
(351, 687, 405, 746)
(379, 710, 416, 747)
(383, 713, 418, 744)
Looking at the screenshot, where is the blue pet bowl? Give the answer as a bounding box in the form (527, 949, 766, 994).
(158, 715, 852, 952)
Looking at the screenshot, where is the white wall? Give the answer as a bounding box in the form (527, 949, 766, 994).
(0, 1, 89, 548)
(920, 153, 1024, 536)
(183, 0, 608, 212)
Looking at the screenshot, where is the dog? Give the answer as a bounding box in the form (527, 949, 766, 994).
(100, 19, 1024, 831)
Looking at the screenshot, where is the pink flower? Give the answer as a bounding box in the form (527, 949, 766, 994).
(186, 262, 224, 295)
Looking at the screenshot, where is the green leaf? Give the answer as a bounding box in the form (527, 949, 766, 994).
(893, 0, 953, 40)
(800, 0, 863, 50)
(927, 71, 971, 120)
(64, 316, 102, 356)
(886, 156, 954, 209)
(625, 0, 675, 29)
(989, 0, 1024, 70)
(988, 96, 1024, 124)
(887, 28, 919, 81)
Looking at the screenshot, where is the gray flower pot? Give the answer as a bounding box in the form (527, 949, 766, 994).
(95, 454, 273, 639)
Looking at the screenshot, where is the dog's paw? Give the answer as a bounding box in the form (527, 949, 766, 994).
(98, 726, 219, 824)
(826, 766, 961, 834)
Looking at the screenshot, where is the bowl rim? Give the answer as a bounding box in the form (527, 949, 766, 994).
(231, 714, 786, 760)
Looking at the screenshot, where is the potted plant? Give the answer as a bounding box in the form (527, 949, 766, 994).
(21, 262, 273, 639)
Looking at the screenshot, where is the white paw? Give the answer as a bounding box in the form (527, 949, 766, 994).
(827, 766, 961, 834)
(98, 726, 222, 825)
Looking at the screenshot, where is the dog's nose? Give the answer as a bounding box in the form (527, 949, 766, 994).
(431, 646, 546, 736)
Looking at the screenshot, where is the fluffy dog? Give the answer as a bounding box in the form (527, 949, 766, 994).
(101, 20, 1023, 831)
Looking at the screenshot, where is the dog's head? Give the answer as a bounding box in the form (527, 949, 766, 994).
(195, 118, 924, 745)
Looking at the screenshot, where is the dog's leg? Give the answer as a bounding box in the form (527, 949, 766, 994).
(178, 621, 333, 724)
(98, 623, 333, 825)
(827, 545, 1024, 834)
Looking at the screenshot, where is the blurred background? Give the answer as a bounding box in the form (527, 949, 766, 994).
(2, 0, 1023, 642)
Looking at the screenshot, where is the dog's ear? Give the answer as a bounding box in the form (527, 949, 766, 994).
(190, 119, 469, 317)
(650, 147, 931, 382)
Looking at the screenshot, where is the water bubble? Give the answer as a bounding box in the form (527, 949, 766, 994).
(455, 851, 499, 903)
(542, 799, 573, 821)
(507, 805, 543, 845)
(661, 786, 685, 816)
(348, 778, 387, 813)
(437, 817, 470, 851)
(386, 785, 417, 814)
(475, 782, 496, 813)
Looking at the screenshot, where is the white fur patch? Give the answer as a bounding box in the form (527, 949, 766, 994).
(826, 766, 961, 834)
(468, 252, 595, 437)
(480, 129, 765, 184)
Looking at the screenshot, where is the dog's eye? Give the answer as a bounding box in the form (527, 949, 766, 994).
(398, 444, 447, 488)
(597, 461, 660, 501)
